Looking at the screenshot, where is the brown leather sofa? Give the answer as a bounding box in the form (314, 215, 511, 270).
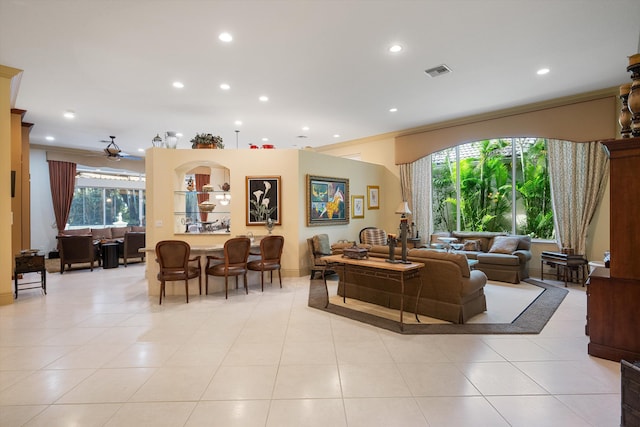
(336, 245, 487, 324)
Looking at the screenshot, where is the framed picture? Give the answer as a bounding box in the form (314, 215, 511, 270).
(351, 195, 364, 218)
(246, 176, 281, 225)
(367, 185, 380, 209)
(306, 174, 349, 226)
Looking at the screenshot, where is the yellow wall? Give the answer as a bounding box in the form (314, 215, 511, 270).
(0, 65, 23, 306)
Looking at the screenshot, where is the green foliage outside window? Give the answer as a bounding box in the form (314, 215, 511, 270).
(68, 187, 145, 227)
(431, 138, 554, 239)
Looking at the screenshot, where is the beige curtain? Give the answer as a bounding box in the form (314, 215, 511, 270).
(400, 156, 431, 242)
(48, 160, 77, 233)
(548, 140, 609, 255)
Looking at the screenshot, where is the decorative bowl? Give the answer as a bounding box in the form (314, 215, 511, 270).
(198, 201, 216, 212)
(202, 184, 214, 192)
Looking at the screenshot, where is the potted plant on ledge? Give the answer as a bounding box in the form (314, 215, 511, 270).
(191, 133, 224, 149)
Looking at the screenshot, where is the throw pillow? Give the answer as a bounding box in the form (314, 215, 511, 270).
(313, 234, 331, 255)
(488, 236, 520, 254)
(462, 239, 481, 251)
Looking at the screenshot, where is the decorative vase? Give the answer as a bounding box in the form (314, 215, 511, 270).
(626, 54, 640, 137)
(195, 143, 218, 149)
(619, 83, 632, 138)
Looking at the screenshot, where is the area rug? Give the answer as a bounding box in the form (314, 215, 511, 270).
(308, 277, 568, 334)
(45, 258, 143, 273)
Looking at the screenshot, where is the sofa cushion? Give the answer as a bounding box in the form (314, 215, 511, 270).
(312, 234, 331, 255)
(488, 236, 520, 254)
(110, 226, 131, 239)
(60, 228, 91, 236)
(91, 228, 112, 240)
(476, 253, 521, 266)
(462, 239, 481, 251)
(130, 226, 146, 232)
(363, 228, 387, 246)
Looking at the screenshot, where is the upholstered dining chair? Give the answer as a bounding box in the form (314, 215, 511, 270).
(247, 235, 284, 291)
(155, 240, 201, 304)
(205, 237, 251, 298)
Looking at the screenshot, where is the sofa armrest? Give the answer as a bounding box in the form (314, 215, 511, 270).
(512, 249, 532, 264)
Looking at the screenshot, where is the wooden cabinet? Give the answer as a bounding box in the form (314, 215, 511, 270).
(586, 137, 640, 362)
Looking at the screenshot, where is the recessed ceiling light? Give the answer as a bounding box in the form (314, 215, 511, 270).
(138, 148, 144, 152)
(234, 120, 242, 126)
(45, 135, 55, 141)
(333, 134, 340, 138)
(219, 32, 233, 42)
(259, 95, 269, 102)
(302, 126, 310, 131)
(389, 107, 398, 112)
(537, 68, 550, 75)
(172, 81, 184, 88)
(389, 44, 403, 53)
(261, 137, 269, 142)
(176, 133, 183, 137)
(63, 110, 75, 119)
(220, 83, 230, 90)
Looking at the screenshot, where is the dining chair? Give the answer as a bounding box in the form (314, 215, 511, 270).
(155, 240, 201, 304)
(247, 235, 284, 291)
(205, 237, 251, 298)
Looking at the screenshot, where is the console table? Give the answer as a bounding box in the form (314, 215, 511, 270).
(540, 251, 588, 286)
(322, 254, 424, 330)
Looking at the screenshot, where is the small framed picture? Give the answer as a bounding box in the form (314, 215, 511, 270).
(351, 195, 364, 218)
(367, 185, 379, 209)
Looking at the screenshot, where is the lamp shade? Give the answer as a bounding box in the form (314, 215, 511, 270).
(395, 201, 411, 215)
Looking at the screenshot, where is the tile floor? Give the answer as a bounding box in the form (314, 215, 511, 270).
(0, 264, 621, 426)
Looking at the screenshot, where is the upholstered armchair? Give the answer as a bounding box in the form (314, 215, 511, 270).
(58, 235, 99, 274)
(307, 234, 335, 282)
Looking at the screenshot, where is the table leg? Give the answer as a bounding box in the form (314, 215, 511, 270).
(400, 274, 404, 331)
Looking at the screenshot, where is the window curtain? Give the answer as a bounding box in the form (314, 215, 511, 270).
(548, 140, 609, 255)
(195, 174, 210, 223)
(48, 160, 77, 233)
(400, 156, 432, 243)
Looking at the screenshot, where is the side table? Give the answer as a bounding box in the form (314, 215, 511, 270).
(102, 242, 119, 269)
(14, 252, 46, 298)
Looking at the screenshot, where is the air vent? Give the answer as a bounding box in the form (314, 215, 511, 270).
(424, 64, 452, 78)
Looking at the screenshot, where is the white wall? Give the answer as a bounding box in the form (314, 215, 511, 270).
(30, 149, 57, 253)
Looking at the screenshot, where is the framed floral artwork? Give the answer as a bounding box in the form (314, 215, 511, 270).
(367, 185, 379, 209)
(246, 176, 281, 225)
(351, 195, 364, 218)
(306, 174, 349, 226)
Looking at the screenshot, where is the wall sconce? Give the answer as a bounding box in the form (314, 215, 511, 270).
(395, 201, 412, 263)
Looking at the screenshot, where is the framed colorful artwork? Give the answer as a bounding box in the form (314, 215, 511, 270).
(351, 195, 364, 218)
(367, 185, 379, 209)
(246, 176, 281, 225)
(306, 174, 349, 226)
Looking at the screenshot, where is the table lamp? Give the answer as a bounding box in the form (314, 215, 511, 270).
(395, 201, 412, 263)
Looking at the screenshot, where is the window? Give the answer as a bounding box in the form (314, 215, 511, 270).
(431, 138, 554, 239)
(67, 171, 146, 228)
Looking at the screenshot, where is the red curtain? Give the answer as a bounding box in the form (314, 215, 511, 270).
(48, 160, 77, 233)
(195, 174, 210, 222)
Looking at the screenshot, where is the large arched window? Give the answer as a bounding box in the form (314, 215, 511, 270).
(431, 137, 554, 239)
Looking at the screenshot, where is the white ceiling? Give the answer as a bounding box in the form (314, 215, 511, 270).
(1, 0, 639, 159)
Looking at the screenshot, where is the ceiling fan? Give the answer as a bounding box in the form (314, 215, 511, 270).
(101, 135, 122, 161)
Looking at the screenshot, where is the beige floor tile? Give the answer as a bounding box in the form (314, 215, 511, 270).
(458, 361, 549, 395)
(335, 339, 394, 364)
(130, 366, 216, 401)
(272, 364, 342, 399)
(24, 403, 121, 427)
(343, 397, 429, 427)
(0, 405, 46, 427)
(415, 396, 510, 427)
(56, 368, 155, 403)
(487, 395, 591, 426)
(280, 340, 337, 365)
(397, 363, 481, 396)
(267, 399, 347, 427)
(102, 342, 180, 368)
(185, 400, 270, 427)
(555, 394, 621, 427)
(513, 360, 620, 394)
(201, 365, 277, 400)
(0, 369, 95, 405)
(105, 402, 196, 426)
(339, 363, 411, 397)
